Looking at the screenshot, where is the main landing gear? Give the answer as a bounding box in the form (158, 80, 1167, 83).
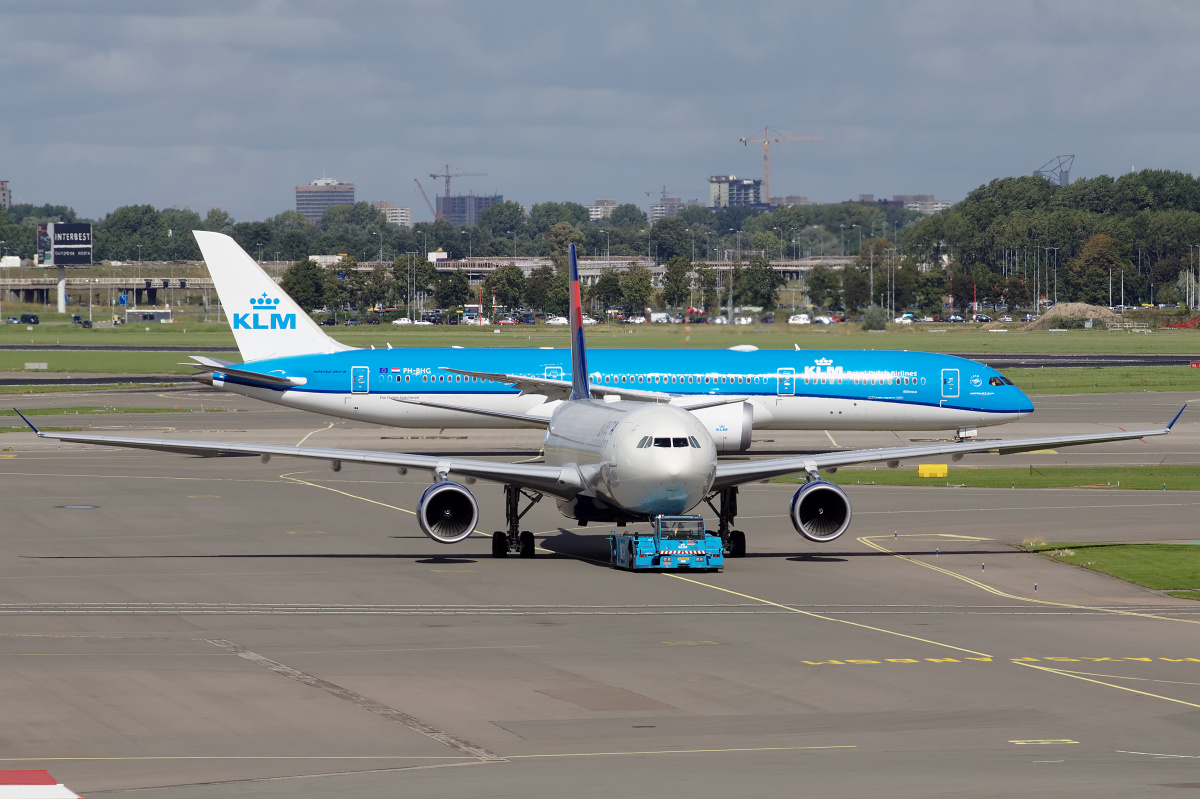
(492, 484, 542, 559)
(704, 486, 746, 558)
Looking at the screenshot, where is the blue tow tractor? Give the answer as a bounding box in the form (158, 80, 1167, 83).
(609, 515, 724, 572)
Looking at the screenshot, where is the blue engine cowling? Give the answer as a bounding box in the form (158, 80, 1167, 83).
(789, 479, 852, 543)
(417, 482, 479, 544)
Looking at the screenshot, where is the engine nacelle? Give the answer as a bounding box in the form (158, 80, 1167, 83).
(789, 479, 852, 543)
(688, 401, 753, 453)
(417, 481, 479, 544)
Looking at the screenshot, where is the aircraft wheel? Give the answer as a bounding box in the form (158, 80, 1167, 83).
(492, 532, 508, 558)
(730, 530, 746, 558)
(519, 530, 535, 558)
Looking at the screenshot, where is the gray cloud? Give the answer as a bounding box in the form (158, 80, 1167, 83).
(2, 1, 1199, 221)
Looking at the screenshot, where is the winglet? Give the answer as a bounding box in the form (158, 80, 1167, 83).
(12, 408, 40, 435)
(567, 243, 591, 401)
(1167, 403, 1187, 431)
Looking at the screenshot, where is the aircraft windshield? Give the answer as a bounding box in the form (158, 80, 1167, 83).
(658, 518, 704, 540)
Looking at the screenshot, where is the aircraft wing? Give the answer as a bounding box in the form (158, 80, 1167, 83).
(440, 366, 747, 409)
(14, 411, 589, 499)
(440, 366, 669, 402)
(710, 405, 1186, 491)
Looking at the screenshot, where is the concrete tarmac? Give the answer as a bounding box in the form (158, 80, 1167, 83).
(2, 388, 1200, 797)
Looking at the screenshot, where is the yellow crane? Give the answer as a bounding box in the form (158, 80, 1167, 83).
(738, 127, 823, 204)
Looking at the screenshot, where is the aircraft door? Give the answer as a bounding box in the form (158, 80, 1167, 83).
(351, 366, 369, 394)
(940, 368, 959, 399)
(776, 367, 796, 396)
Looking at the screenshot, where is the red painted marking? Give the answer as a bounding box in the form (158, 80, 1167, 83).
(0, 772, 57, 785)
(1191, 362, 1200, 368)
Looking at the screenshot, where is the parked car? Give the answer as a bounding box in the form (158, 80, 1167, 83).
(80, 319, 93, 328)
(1022, 313, 1039, 322)
(760, 315, 775, 324)
(4, 317, 17, 324)
(581, 315, 598, 325)
(391, 318, 413, 325)
(948, 314, 965, 323)
(894, 316, 913, 325)
(413, 319, 434, 326)
(545, 316, 569, 326)
(788, 314, 811, 325)
(733, 316, 754, 325)
(814, 315, 835, 325)
(972, 314, 992, 323)
(343, 319, 362, 326)
(319, 318, 338, 326)
(20, 314, 39, 325)
(72, 314, 82, 324)
(999, 315, 1013, 323)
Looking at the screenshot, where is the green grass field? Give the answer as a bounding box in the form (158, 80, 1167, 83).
(778, 465, 1200, 491)
(1024, 542, 1200, 599)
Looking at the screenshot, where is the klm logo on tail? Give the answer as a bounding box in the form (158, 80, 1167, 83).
(233, 293, 296, 330)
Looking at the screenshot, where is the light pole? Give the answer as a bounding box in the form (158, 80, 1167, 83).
(852, 224, 861, 253)
(839, 223, 845, 256)
(1054, 247, 1059, 304)
(374, 231, 382, 266)
(405, 251, 417, 320)
(256, 243, 263, 263)
(602, 230, 611, 269)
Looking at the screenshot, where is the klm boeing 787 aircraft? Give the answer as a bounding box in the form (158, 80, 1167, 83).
(186, 232, 1034, 450)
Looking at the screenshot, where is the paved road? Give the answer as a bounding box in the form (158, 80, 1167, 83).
(1, 391, 1199, 796)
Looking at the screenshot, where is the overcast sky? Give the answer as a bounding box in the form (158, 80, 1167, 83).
(3, 1, 1199, 223)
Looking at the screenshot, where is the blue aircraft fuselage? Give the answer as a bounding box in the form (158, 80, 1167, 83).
(209, 347, 1034, 433)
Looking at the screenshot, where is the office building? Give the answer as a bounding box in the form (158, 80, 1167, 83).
(372, 201, 412, 228)
(295, 178, 355, 222)
(0, 180, 10, 209)
(708, 175, 763, 208)
(436, 194, 502, 226)
(649, 197, 701, 221)
(586, 199, 617, 222)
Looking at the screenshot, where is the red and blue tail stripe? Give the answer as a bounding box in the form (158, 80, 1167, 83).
(568, 243, 591, 401)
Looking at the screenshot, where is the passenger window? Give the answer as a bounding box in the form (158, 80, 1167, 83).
(653, 437, 671, 447)
(405, 375, 410, 383)
(672, 437, 688, 447)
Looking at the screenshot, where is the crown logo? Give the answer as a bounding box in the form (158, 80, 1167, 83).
(249, 293, 281, 308)
(814, 358, 833, 366)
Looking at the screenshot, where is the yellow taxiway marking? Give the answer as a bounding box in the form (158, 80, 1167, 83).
(279, 473, 416, 517)
(1016, 662, 1200, 711)
(666, 573, 991, 658)
(1010, 739, 1078, 745)
(286, 530, 326, 535)
(0, 744, 855, 764)
(296, 422, 334, 447)
(857, 533, 1200, 627)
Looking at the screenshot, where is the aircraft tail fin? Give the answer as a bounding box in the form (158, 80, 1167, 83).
(193, 231, 352, 362)
(567, 243, 591, 401)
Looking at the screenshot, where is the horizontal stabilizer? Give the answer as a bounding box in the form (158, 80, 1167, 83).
(211, 366, 306, 388)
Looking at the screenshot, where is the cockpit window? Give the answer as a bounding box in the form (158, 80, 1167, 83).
(653, 437, 671, 448)
(989, 376, 1004, 386)
(688, 436, 700, 448)
(672, 437, 688, 448)
(637, 436, 651, 448)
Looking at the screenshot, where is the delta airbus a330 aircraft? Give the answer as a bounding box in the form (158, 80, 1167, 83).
(18, 245, 1184, 560)
(185, 231, 1033, 451)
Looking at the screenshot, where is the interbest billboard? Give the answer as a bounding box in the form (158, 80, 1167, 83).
(36, 222, 93, 266)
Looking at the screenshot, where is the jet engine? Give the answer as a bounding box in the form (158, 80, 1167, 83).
(688, 401, 753, 453)
(417, 481, 479, 544)
(789, 479, 852, 543)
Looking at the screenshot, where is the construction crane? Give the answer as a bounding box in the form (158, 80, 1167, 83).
(644, 185, 704, 199)
(430, 164, 487, 198)
(413, 178, 440, 220)
(738, 127, 823, 204)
